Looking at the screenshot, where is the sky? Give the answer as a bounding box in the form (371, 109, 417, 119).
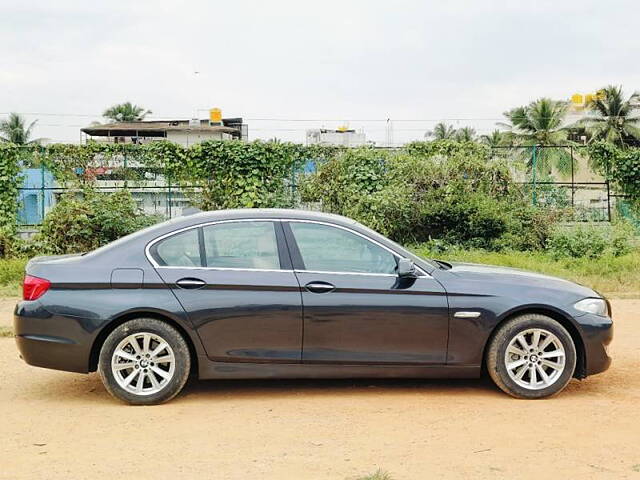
(1, 0, 639, 145)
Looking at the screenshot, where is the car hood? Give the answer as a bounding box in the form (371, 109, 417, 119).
(442, 261, 599, 299)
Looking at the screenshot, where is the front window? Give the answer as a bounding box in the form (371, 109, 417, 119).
(289, 222, 397, 274)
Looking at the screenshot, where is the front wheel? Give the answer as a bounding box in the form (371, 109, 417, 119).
(98, 318, 191, 405)
(486, 314, 577, 399)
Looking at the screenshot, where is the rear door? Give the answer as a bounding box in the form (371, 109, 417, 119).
(284, 220, 449, 365)
(149, 220, 303, 363)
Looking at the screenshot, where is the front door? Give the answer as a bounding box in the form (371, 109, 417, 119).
(151, 220, 303, 363)
(284, 221, 449, 364)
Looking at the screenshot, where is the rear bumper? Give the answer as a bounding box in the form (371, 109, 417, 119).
(577, 312, 613, 377)
(14, 300, 93, 373)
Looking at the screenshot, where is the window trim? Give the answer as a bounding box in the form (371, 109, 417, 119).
(146, 219, 287, 272)
(145, 217, 429, 277)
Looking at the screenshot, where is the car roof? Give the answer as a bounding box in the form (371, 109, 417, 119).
(182, 208, 358, 226)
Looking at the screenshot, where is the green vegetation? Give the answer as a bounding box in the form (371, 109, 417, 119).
(0, 257, 27, 298)
(102, 102, 152, 122)
(38, 190, 160, 254)
(354, 470, 393, 480)
(0, 326, 14, 338)
(577, 85, 640, 147)
(0, 112, 43, 145)
(502, 98, 574, 176)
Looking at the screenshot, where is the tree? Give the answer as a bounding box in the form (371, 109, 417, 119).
(425, 122, 456, 140)
(501, 98, 574, 176)
(0, 113, 43, 145)
(480, 129, 509, 147)
(577, 85, 640, 147)
(103, 102, 152, 122)
(455, 126, 476, 142)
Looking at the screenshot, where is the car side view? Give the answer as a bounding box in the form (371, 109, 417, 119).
(14, 209, 613, 404)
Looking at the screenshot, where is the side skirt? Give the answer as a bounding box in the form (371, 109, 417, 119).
(198, 357, 481, 380)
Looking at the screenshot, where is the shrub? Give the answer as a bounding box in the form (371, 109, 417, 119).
(547, 221, 636, 259)
(38, 189, 160, 254)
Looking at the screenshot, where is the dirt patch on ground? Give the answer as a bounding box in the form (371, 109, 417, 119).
(0, 300, 638, 479)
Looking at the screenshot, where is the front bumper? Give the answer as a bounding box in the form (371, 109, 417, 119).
(577, 312, 613, 377)
(14, 300, 94, 373)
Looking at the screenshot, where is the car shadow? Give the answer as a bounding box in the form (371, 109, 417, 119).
(25, 371, 611, 405)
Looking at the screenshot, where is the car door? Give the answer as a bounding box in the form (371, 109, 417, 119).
(283, 220, 449, 365)
(149, 220, 303, 363)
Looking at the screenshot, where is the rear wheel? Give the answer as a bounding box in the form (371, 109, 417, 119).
(486, 314, 576, 399)
(98, 318, 190, 405)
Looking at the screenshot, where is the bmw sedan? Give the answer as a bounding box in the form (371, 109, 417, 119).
(14, 209, 612, 404)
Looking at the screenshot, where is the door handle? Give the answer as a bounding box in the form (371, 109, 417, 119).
(305, 281, 335, 294)
(175, 278, 206, 289)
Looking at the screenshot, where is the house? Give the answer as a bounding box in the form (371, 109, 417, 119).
(306, 127, 368, 147)
(81, 118, 248, 146)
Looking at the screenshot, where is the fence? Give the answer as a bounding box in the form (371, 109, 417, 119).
(9, 143, 627, 228)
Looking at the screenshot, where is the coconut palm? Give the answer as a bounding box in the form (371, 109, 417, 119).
(577, 85, 640, 147)
(103, 102, 152, 122)
(480, 129, 509, 147)
(455, 126, 476, 142)
(425, 122, 456, 140)
(501, 98, 574, 177)
(0, 113, 43, 144)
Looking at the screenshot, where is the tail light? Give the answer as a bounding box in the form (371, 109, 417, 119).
(23, 275, 51, 301)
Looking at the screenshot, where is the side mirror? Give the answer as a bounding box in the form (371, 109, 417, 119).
(397, 258, 417, 278)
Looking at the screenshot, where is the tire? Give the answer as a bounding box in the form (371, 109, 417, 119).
(486, 314, 577, 399)
(98, 318, 191, 405)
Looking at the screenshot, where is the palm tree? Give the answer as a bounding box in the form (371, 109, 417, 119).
(103, 102, 152, 122)
(480, 129, 509, 147)
(425, 122, 456, 140)
(454, 126, 476, 142)
(501, 98, 574, 177)
(0, 113, 43, 144)
(577, 85, 640, 147)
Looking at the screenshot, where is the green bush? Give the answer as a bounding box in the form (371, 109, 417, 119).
(547, 221, 636, 259)
(38, 189, 160, 254)
(300, 142, 557, 249)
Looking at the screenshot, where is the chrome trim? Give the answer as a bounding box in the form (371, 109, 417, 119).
(453, 311, 481, 319)
(156, 266, 293, 273)
(144, 217, 431, 278)
(295, 269, 398, 278)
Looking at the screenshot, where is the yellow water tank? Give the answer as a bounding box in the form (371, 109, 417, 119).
(209, 108, 222, 124)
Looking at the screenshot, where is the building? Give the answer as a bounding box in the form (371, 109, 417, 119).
(306, 127, 368, 147)
(81, 118, 248, 146)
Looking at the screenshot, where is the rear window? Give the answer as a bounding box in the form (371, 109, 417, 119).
(152, 229, 202, 267)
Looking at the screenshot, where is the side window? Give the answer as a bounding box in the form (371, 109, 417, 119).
(152, 229, 202, 267)
(202, 221, 280, 270)
(289, 222, 397, 274)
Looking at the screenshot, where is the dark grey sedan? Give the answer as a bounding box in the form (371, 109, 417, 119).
(14, 209, 612, 404)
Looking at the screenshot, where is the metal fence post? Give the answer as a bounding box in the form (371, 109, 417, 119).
(570, 145, 575, 207)
(531, 145, 537, 205)
(40, 159, 45, 223)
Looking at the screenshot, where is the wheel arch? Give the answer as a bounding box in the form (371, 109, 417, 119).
(88, 310, 200, 375)
(482, 306, 586, 379)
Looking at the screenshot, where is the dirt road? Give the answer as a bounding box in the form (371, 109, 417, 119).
(0, 298, 638, 480)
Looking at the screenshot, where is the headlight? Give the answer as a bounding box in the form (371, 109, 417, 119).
(574, 298, 608, 316)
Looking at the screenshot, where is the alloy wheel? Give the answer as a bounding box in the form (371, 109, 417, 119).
(504, 328, 566, 390)
(111, 332, 176, 396)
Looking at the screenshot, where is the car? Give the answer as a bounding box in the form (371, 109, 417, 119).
(14, 209, 613, 404)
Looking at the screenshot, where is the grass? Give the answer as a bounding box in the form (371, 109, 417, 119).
(411, 245, 640, 297)
(0, 257, 27, 298)
(0, 326, 13, 338)
(354, 470, 393, 480)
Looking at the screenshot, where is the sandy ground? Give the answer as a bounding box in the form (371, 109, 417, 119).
(0, 298, 638, 480)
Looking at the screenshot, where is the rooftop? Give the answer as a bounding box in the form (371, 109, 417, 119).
(82, 120, 239, 137)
